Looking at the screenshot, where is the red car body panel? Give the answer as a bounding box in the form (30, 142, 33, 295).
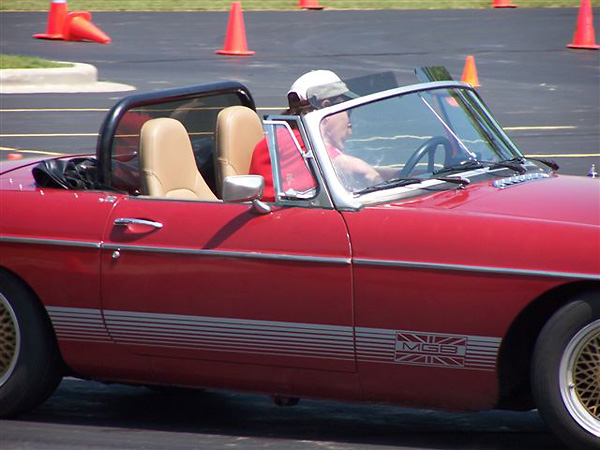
(340, 175, 599, 409)
(406, 174, 599, 226)
(349, 179, 598, 276)
(1, 81, 598, 419)
(101, 197, 354, 374)
(2, 164, 597, 411)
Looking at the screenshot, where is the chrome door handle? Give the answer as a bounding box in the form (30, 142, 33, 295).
(114, 218, 164, 229)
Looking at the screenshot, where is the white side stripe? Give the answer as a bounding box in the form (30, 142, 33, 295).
(45, 307, 501, 370)
(46, 306, 112, 343)
(104, 310, 354, 360)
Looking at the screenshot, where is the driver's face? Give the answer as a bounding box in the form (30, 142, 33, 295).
(322, 110, 352, 151)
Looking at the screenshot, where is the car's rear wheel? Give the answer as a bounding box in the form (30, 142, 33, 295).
(532, 292, 600, 450)
(0, 272, 63, 417)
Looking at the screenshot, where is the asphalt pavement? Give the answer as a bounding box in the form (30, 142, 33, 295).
(0, 9, 599, 175)
(2, 378, 567, 450)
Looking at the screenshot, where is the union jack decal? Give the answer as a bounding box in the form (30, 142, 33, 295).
(395, 332, 468, 368)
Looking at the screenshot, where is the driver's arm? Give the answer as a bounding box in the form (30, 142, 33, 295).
(333, 154, 383, 184)
(372, 166, 400, 180)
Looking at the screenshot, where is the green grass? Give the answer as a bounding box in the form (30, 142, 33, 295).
(0, 54, 73, 69)
(0, 0, 587, 11)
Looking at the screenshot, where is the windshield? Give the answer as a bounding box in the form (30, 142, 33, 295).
(306, 72, 399, 109)
(318, 87, 522, 194)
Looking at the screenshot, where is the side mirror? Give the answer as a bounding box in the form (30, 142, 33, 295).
(222, 175, 271, 214)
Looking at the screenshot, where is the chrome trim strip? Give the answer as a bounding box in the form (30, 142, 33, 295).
(3, 235, 593, 279)
(102, 243, 351, 265)
(354, 258, 600, 281)
(0, 236, 101, 249)
(492, 172, 550, 189)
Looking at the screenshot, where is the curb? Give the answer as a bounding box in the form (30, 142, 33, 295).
(0, 62, 136, 94)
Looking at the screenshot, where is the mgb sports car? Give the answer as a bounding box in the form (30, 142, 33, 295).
(0, 69, 598, 450)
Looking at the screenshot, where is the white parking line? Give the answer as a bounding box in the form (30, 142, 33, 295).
(1, 133, 98, 137)
(0, 146, 64, 156)
(0, 108, 110, 112)
(504, 126, 577, 131)
(524, 153, 600, 158)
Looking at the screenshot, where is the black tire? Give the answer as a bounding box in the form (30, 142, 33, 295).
(532, 292, 600, 450)
(0, 271, 63, 418)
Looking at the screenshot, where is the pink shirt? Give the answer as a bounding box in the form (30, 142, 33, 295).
(249, 128, 341, 202)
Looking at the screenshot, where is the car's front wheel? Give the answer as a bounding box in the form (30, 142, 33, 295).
(0, 272, 63, 417)
(532, 292, 599, 450)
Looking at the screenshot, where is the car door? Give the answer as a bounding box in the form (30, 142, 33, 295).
(98, 84, 355, 381)
(102, 199, 352, 367)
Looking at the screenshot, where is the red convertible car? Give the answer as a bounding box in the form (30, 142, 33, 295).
(0, 71, 598, 450)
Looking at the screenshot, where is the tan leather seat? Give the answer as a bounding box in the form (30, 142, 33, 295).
(214, 106, 264, 196)
(139, 117, 217, 201)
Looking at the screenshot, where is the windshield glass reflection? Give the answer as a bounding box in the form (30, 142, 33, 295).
(319, 87, 521, 194)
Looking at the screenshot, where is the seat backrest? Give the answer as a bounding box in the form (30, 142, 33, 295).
(139, 117, 217, 201)
(214, 106, 264, 196)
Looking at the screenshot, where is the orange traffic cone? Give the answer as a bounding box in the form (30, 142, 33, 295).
(492, 0, 517, 8)
(62, 11, 111, 44)
(215, 2, 255, 56)
(33, 0, 68, 40)
(461, 55, 480, 87)
(299, 0, 324, 10)
(567, 0, 600, 50)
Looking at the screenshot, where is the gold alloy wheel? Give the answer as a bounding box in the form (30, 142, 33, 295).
(574, 326, 600, 419)
(0, 293, 20, 387)
(560, 319, 600, 437)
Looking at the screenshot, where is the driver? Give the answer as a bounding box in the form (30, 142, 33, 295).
(248, 70, 385, 201)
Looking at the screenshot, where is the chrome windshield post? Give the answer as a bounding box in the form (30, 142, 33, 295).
(263, 117, 334, 209)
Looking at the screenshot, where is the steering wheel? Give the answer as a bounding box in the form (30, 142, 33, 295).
(399, 136, 453, 177)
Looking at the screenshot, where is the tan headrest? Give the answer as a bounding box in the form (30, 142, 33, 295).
(140, 117, 216, 200)
(214, 106, 264, 191)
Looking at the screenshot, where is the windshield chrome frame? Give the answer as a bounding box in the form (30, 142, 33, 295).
(301, 81, 524, 211)
(263, 116, 335, 209)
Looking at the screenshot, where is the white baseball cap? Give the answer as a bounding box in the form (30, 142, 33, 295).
(287, 70, 358, 104)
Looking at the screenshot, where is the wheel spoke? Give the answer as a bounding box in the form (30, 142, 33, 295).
(0, 300, 18, 376)
(573, 330, 600, 420)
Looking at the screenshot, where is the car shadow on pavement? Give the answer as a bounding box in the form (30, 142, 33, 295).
(12, 378, 568, 450)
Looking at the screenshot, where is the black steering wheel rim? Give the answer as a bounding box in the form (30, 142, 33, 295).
(400, 136, 453, 177)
